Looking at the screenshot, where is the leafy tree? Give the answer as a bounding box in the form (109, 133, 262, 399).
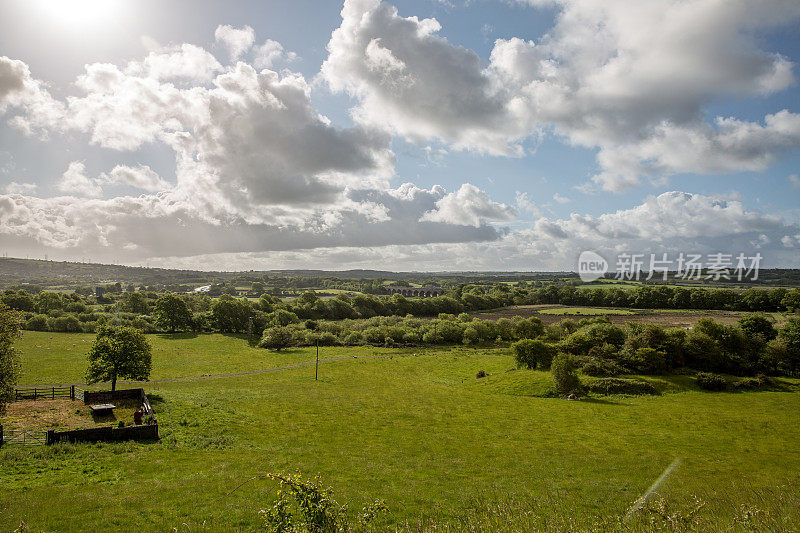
(1, 290, 35, 312)
(260, 326, 294, 350)
(120, 292, 150, 314)
(0, 303, 22, 408)
(777, 318, 800, 376)
(36, 291, 64, 314)
(551, 353, 581, 396)
(738, 315, 777, 341)
(265, 309, 300, 328)
(212, 296, 254, 333)
(781, 289, 800, 313)
(86, 325, 152, 391)
(154, 294, 192, 332)
(512, 339, 556, 369)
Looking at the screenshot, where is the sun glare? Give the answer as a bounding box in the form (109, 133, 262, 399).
(35, 0, 125, 30)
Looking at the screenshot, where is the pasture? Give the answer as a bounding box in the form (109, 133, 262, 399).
(1, 332, 799, 531)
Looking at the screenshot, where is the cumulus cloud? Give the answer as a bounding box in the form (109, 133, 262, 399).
(214, 25, 255, 62)
(594, 110, 800, 191)
(253, 39, 297, 69)
(323, 0, 800, 187)
(4, 182, 36, 194)
(421, 183, 515, 227)
(0, 56, 64, 136)
(321, 0, 530, 156)
(101, 165, 170, 192)
(0, 183, 506, 261)
(57, 161, 102, 198)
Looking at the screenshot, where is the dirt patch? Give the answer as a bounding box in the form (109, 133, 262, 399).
(1, 398, 141, 432)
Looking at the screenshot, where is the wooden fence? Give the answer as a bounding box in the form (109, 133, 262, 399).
(2, 387, 158, 446)
(0, 426, 47, 446)
(14, 385, 83, 401)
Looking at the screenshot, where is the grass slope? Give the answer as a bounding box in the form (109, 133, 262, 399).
(2, 334, 799, 531)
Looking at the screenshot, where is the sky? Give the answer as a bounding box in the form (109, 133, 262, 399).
(0, 0, 799, 272)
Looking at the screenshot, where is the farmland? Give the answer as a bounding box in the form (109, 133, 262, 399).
(2, 331, 800, 531)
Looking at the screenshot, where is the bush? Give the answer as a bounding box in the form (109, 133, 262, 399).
(580, 357, 624, 377)
(48, 314, 83, 332)
(696, 372, 728, 391)
(260, 326, 294, 350)
(621, 347, 667, 374)
(511, 339, 556, 369)
(343, 331, 363, 345)
(551, 353, 582, 396)
(585, 378, 658, 395)
(25, 314, 50, 331)
(731, 374, 773, 391)
(476, 370, 486, 378)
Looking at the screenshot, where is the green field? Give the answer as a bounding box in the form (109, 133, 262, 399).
(2, 332, 800, 531)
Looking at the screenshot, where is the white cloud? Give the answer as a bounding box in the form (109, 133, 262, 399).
(57, 161, 102, 198)
(593, 110, 800, 191)
(790, 174, 800, 189)
(321, 0, 530, 156)
(214, 25, 255, 62)
(323, 0, 800, 187)
(101, 165, 170, 192)
(130, 43, 222, 82)
(4, 182, 36, 194)
(421, 183, 515, 227)
(553, 193, 570, 204)
(253, 39, 297, 69)
(0, 55, 64, 136)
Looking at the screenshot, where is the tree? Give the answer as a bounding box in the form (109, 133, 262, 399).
(512, 338, 556, 369)
(120, 292, 150, 314)
(154, 294, 192, 332)
(738, 314, 777, 341)
(260, 326, 294, 351)
(86, 325, 152, 391)
(551, 353, 581, 396)
(777, 318, 800, 376)
(0, 303, 21, 408)
(212, 296, 254, 333)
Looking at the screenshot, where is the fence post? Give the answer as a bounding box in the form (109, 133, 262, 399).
(0, 424, 3, 448)
(71, 385, 75, 401)
(34, 387, 38, 400)
(52, 387, 55, 400)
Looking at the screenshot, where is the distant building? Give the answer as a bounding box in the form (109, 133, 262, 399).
(384, 285, 445, 298)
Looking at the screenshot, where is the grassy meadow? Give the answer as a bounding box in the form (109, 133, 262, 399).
(2, 332, 800, 531)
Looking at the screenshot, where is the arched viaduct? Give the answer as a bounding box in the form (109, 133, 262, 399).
(384, 285, 445, 298)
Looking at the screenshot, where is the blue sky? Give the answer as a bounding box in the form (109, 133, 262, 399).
(0, 0, 798, 271)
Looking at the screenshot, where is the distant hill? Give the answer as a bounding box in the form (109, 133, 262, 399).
(0, 257, 796, 291)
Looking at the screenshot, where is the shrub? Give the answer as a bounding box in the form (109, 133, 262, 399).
(260, 326, 294, 350)
(343, 331, 363, 345)
(581, 357, 624, 377)
(25, 314, 49, 331)
(551, 353, 582, 396)
(696, 372, 728, 391)
(585, 378, 658, 395)
(48, 314, 82, 332)
(476, 370, 486, 378)
(731, 374, 773, 391)
(621, 347, 667, 374)
(512, 339, 556, 369)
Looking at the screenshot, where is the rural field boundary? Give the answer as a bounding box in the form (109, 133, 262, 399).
(14, 385, 84, 401)
(1, 388, 159, 447)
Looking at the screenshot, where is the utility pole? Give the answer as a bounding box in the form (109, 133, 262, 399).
(315, 338, 319, 381)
